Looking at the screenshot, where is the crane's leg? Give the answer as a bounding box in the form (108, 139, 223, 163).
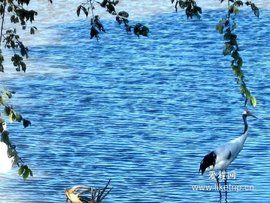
(225, 170, 228, 202)
(215, 174, 222, 200)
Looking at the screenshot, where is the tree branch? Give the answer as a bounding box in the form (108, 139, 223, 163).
(0, 2, 7, 46)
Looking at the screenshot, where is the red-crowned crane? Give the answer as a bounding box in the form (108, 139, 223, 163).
(199, 110, 256, 198)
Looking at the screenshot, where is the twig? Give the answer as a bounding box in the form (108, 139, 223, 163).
(0, 2, 7, 46)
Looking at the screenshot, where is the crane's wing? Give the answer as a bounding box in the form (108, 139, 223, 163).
(200, 144, 233, 174)
(200, 134, 245, 174)
(199, 151, 217, 174)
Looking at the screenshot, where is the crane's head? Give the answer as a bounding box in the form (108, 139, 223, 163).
(243, 110, 257, 118)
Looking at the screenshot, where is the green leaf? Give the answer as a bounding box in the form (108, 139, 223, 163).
(194, 6, 202, 14)
(21, 62, 26, 72)
(4, 106, 11, 116)
(230, 38, 238, 46)
(240, 84, 247, 95)
(244, 88, 251, 99)
(9, 111, 17, 122)
(1, 131, 10, 145)
(18, 165, 33, 180)
(234, 1, 244, 7)
(23, 119, 31, 128)
(81, 6, 88, 17)
(90, 26, 99, 40)
(232, 65, 241, 78)
(106, 3, 116, 14)
(140, 26, 149, 37)
(251, 4, 259, 17)
(233, 6, 240, 14)
(179, 0, 187, 9)
(224, 32, 231, 41)
(133, 23, 149, 37)
(118, 11, 129, 18)
(223, 43, 233, 55)
(18, 166, 25, 176)
(5, 90, 13, 99)
(7, 6, 13, 12)
(236, 57, 243, 68)
(15, 113, 23, 122)
(76, 5, 81, 17)
(19, 44, 29, 58)
(245, 1, 251, 6)
(250, 96, 257, 107)
(30, 27, 37, 35)
(23, 169, 30, 180)
(231, 50, 240, 59)
(99, 0, 108, 7)
(216, 20, 225, 34)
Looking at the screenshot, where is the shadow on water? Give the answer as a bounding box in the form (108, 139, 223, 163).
(0, 9, 270, 202)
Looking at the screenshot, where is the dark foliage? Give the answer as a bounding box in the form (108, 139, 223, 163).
(171, 0, 202, 19)
(217, 0, 259, 107)
(0, 0, 39, 72)
(133, 23, 149, 37)
(246, 1, 259, 17)
(0, 90, 32, 179)
(77, 0, 149, 40)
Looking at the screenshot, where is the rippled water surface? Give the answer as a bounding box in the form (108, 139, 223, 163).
(0, 6, 270, 203)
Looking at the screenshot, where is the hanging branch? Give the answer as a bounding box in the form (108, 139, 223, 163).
(171, 0, 202, 19)
(0, 0, 46, 179)
(0, 1, 6, 46)
(0, 1, 6, 72)
(0, 90, 32, 180)
(0, 0, 39, 72)
(77, 0, 150, 40)
(245, 1, 259, 17)
(216, 0, 259, 107)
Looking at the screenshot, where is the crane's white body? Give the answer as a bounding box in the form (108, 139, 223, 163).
(0, 142, 14, 173)
(200, 110, 256, 175)
(205, 131, 248, 172)
(200, 110, 255, 200)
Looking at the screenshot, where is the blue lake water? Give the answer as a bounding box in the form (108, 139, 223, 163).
(0, 8, 270, 203)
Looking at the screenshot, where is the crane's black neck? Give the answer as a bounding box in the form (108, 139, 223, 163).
(242, 114, 248, 134)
